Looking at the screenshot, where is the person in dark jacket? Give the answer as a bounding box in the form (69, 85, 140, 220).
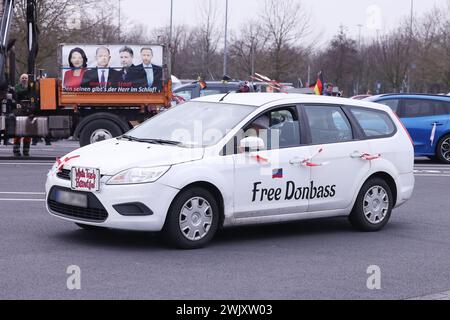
(136, 47, 163, 92)
(13, 74, 31, 156)
(81, 47, 121, 90)
(117, 46, 147, 89)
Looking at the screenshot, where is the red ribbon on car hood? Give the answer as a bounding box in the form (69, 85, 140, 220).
(55, 155, 80, 173)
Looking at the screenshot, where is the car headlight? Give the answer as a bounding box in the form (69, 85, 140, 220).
(106, 166, 171, 185)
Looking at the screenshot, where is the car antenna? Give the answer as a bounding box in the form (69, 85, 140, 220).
(219, 91, 233, 102)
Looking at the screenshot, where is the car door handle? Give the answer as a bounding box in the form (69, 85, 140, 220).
(351, 152, 381, 161)
(290, 157, 329, 167)
(289, 157, 304, 165)
(431, 123, 444, 126)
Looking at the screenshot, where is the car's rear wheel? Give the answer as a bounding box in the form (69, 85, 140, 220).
(349, 178, 393, 232)
(436, 134, 450, 164)
(163, 187, 219, 249)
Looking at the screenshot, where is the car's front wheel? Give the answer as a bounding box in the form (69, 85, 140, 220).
(436, 134, 450, 164)
(349, 178, 393, 232)
(163, 187, 219, 249)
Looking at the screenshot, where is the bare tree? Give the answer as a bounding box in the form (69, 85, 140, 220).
(11, 0, 147, 77)
(261, 0, 311, 80)
(318, 26, 358, 95)
(229, 20, 269, 79)
(196, 0, 221, 80)
(374, 23, 413, 92)
(150, 24, 191, 76)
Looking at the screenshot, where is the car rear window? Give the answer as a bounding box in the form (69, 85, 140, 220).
(350, 108, 396, 137)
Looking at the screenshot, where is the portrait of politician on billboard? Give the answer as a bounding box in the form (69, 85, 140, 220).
(60, 44, 164, 93)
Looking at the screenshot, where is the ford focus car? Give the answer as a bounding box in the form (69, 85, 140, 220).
(366, 94, 450, 164)
(46, 94, 415, 249)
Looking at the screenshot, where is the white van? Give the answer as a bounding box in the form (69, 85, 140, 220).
(46, 94, 415, 249)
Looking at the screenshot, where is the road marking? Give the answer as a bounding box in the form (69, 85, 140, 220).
(0, 198, 45, 202)
(0, 192, 45, 195)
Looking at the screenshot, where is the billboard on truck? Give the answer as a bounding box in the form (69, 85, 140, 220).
(60, 44, 164, 94)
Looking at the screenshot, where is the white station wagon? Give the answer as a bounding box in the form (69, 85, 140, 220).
(46, 94, 415, 249)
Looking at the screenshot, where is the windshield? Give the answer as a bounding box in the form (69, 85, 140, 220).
(126, 101, 257, 147)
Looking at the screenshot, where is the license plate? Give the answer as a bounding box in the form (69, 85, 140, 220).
(71, 167, 100, 192)
(55, 190, 88, 208)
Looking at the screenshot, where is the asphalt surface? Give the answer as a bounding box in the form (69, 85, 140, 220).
(0, 141, 449, 299)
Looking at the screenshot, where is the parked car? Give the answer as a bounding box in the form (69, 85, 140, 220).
(173, 81, 241, 103)
(172, 81, 276, 104)
(351, 94, 372, 100)
(46, 94, 414, 249)
(366, 94, 450, 163)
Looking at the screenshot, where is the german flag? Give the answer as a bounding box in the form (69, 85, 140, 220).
(314, 71, 324, 95)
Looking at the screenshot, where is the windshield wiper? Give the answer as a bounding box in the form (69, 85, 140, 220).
(119, 135, 140, 142)
(119, 135, 184, 147)
(140, 139, 184, 146)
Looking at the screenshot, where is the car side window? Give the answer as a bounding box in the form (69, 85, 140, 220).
(434, 101, 450, 116)
(350, 108, 396, 137)
(243, 107, 301, 150)
(401, 99, 435, 118)
(304, 105, 353, 144)
(378, 99, 399, 113)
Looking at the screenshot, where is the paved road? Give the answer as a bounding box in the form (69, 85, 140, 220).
(0, 156, 449, 299)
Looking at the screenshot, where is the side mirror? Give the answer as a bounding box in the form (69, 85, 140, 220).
(240, 136, 265, 152)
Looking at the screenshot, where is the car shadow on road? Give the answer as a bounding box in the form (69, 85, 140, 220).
(51, 228, 166, 251)
(50, 217, 364, 250)
(214, 217, 355, 244)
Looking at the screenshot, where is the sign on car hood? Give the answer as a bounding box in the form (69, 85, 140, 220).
(60, 139, 204, 175)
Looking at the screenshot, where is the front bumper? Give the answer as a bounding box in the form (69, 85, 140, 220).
(45, 171, 180, 232)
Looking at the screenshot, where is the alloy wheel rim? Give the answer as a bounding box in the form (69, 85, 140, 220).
(441, 138, 450, 161)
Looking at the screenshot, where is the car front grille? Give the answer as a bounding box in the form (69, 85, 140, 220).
(57, 169, 104, 181)
(57, 169, 71, 181)
(48, 200, 108, 222)
(48, 187, 108, 222)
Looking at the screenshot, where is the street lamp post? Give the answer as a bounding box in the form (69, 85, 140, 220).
(118, 0, 122, 42)
(169, 0, 173, 45)
(223, 0, 229, 77)
(250, 36, 255, 76)
(169, 0, 173, 74)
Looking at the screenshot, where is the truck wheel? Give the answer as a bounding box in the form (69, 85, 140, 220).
(349, 178, 393, 232)
(163, 187, 220, 249)
(79, 119, 123, 147)
(436, 134, 450, 164)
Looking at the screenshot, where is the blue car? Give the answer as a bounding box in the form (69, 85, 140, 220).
(366, 94, 450, 164)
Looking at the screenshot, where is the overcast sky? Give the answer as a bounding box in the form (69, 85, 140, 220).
(120, 0, 444, 43)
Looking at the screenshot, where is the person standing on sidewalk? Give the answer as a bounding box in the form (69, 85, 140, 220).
(13, 74, 32, 157)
